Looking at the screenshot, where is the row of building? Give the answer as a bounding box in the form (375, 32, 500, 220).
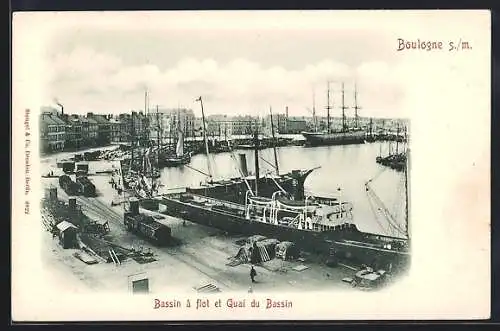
(40, 107, 150, 153)
(40, 106, 314, 153)
(40, 105, 398, 153)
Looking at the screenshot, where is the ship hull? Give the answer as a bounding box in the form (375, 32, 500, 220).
(160, 153, 192, 167)
(302, 131, 366, 147)
(160, 194, 410, 269)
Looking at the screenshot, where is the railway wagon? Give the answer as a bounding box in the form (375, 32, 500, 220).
(124, 212, 171, 246)
(59, 175, 80, 196)
(62, 161, 75, 174)
(76, 176, 96, 197)
(75, 162, 89, 175)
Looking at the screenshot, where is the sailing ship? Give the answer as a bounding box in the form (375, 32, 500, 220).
(159, 97, 410, 271)
(302, 82, 366, 147)
(121, 98, 160, 196)
(161, 129, 192, 167)
(376, 122, 407, 171)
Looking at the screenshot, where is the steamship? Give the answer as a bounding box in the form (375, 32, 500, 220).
(158, 97, 410, 270)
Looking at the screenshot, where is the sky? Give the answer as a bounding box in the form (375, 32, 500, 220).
(40, 12, 418, 118)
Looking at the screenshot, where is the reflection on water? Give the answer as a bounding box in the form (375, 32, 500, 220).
(159, 142, 408, 237)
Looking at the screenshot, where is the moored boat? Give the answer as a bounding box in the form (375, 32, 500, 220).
(160, 129, 192, 167)
(302, 82, 366, 147)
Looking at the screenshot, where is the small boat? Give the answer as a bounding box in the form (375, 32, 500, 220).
(161, 129, 192, 167)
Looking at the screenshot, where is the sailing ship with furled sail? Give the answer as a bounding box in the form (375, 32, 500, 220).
(302, 82, 366, 147)
(160, 128, 192, 167)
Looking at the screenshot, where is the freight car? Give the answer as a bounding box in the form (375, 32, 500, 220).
(61, 161, 75, 174)
(75, 162, 89, 175)
(59, 175, 80, 196)
(124, 198, 171, 245)
(76, 176, 96, 197)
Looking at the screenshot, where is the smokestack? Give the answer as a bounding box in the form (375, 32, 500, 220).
(239, 154, 248, 177)
(54, 98, 64, 115)
(68, 197, 77, 210)
(253, 131, 259, 196)
(129, 197, 139, 216)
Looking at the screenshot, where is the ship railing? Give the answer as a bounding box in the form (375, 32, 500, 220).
(288, 214, 301, 228)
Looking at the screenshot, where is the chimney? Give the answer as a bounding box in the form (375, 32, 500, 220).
(68, 197, 77, 210)
(239, 154, 249, 177)
(129, 197, 139, 216)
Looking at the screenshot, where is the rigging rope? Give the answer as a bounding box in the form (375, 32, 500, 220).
(365, 168, 407, 237)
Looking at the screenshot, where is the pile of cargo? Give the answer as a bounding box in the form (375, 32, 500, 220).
(229, 235, 299, 266)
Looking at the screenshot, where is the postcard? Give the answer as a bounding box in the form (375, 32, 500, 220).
(11, 10, 490, 321)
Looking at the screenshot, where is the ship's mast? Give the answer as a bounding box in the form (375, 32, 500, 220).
(144, 89, 148, 117)
(326, 81, 331, 133)
(196, 96, 213, 181)
(396, 122, 400, 155)
(130, 111, 136, 173)
(156, 105, 160, 162)
(341, 82, 348, 132)
(353, 82, 360, 128)
(312, 88, 317, 131)
(270, 106, 280, 176)
(405, 145, 410, 240)
(253, 127, 260, 196)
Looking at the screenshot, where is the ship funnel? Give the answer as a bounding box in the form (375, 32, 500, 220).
(129, 197, 140, 216)
(68, 197, 77, 210)
(290, 168, 317, 201)
(239, 154, 249, 177)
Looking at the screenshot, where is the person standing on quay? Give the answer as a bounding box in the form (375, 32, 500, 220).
(250, 265, 257, 283)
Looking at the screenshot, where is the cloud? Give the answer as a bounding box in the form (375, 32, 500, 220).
(47, 47, 407, 117)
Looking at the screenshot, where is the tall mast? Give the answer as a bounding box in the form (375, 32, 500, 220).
(169, 115, 172, 148)
(396, 122, 400, 155)
(196, 96, 213, 181)
(341, 82, 348, 132)
(353, 82, 360, 128)
(405, 145, 410, 240)
(156, 105, 160, 160)
(130, 111, 135, 172)
(326, 81, 331, 133)
(144, 89, 147, 117)
(270, 106, 280, 176)
(253, 127, 259, 196)
(313, 88, 317, 131)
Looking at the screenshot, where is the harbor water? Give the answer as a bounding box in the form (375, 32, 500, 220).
(158, 141, 407, 237)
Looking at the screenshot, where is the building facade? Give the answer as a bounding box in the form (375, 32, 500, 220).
(86, 113, 111, 145)
(147, 108, 196, 145)
(39, 110, 66, 152)
(81, 116, 98, 147)
(62, 114, 83, 149)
